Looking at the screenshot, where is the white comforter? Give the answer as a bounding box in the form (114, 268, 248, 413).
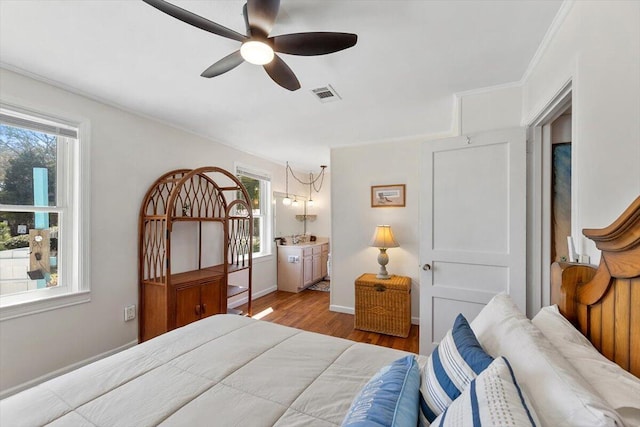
(1, 314, 421, 426)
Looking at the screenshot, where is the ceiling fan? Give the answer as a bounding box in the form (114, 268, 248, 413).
(142, 0, 358, 91)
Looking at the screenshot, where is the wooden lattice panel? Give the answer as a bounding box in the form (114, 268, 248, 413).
(143, 170, 189, 217)
(141, 219, 166, 284)
(228, 217, 251, 267)
(171, 173, 226, 220)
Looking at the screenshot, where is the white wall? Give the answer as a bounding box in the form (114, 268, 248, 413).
(0, 68, 329, 395)
(460, 85, 523, 135)
(305, 172, 332, 240)
(330, 1, 640, 349)
(329, 85, 523, 326)
(522, 1, 640, 262)
(330, 140, 421, 322)
(329, 82, 523, 327)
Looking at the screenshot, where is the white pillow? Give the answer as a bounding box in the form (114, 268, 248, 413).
(533, 305, 640, 427)
(431, 356, 541, 426)
(470, 293, 623, 427)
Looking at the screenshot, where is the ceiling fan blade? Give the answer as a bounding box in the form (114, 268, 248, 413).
(272, 32, 358, 56)
(200, 51, 244, 78)
(263, 55, 300, 91)
(143, 0, 247, 42)
(242, 3, 251, 36)
(247, 0, 280, 37)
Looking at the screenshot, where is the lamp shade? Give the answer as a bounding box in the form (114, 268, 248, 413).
(370, 225, 399, 248)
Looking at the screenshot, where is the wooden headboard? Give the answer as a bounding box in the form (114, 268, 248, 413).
(551, 196, 640, 377)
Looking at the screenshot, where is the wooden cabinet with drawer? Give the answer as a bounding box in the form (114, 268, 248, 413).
(174, 275, 224, 328)
(142, 267, 230, 341)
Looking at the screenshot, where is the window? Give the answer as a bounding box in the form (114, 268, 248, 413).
(235, 165, 271, 258)
(0, 106, 89, 319)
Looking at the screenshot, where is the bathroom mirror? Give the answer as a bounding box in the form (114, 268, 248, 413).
(273, 191, 308, 241)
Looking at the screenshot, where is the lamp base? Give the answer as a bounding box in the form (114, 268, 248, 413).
(376, 248, 391, 280)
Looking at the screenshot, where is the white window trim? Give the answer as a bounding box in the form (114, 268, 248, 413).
(0, 105, 91, 321)
(234, 163, 272, 258)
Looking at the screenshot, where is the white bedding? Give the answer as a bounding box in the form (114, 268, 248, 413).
(1, 314, 424, 427)
(3, 299, 630, 427)
(471, 293, 623, 427)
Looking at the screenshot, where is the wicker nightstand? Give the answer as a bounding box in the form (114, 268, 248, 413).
(354, 273, 411, 337)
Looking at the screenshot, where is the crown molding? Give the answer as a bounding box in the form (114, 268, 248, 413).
(521, 0, 576, 84)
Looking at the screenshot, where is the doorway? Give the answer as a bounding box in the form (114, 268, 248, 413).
(527, 81, 573, 315)
(550, 109, 572, 264)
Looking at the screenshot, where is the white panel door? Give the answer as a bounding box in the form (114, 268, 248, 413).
(419, 128, 526, 354)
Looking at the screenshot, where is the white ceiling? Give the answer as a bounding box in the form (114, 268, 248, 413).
(0, 0, 562, 170)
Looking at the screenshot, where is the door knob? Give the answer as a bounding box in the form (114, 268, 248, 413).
(422, 264, 431, 271)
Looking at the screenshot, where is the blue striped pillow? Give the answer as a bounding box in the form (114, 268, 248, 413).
(431, 357, 540, 426)
(342, 355, 420, 427)
(419, 314, 493, 424)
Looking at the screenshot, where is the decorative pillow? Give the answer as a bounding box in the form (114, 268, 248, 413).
(432, 357, 541, 427)
(468, 293, 527, 351)
(342, 355, 420, 427)
(419, 314, 493, 424)
(533, 305, 640, 427)
(470, 293, 623, 427)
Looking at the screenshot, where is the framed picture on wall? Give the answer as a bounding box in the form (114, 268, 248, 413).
(371, 184, 406, 207)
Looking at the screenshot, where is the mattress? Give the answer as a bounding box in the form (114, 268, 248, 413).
(1, 314, 424, 426)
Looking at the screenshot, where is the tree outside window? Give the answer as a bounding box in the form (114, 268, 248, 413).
(0, 124, 59, 293)
(236, 167, 271, 258)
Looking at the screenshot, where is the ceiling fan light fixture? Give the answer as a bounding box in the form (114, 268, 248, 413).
(142, 0, 357, 89)
(240, 40, 274, 65)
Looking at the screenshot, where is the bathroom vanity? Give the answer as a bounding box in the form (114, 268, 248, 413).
(277, 241, 329, 293)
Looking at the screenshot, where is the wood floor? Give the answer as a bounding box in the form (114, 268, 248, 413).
(238, 289, 419, 353)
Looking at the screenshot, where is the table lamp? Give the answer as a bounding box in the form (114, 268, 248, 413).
(370, 225, 399, 279)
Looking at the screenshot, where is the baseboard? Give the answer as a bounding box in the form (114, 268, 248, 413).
(329, 304, 354, 315)
(330, 305, 420, 326)
(228, 286, 277, 309)
(0, 339, 138, 400)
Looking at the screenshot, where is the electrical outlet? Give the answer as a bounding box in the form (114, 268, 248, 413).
(124, 305, 136, 321)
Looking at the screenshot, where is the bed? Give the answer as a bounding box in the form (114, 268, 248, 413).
(2, 196, 639, 426)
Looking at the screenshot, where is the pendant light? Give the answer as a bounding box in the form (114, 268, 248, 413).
(307, 172, 315, 207)
(282, 163, 327, 207)
(282, 161, 292, 206)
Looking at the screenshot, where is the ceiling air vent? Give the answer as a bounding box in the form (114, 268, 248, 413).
(311, 85, 342, 103)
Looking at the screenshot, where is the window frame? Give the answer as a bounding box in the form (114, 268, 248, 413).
(235, 163, 272, 259)
(0, 104, 90, 321)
